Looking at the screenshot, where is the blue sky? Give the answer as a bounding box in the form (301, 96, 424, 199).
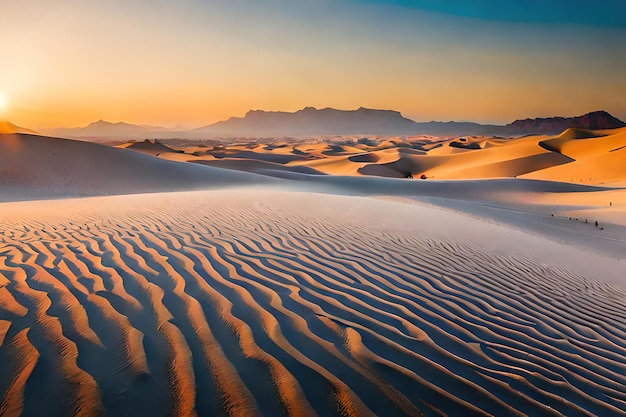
(356, 0, 626, 27)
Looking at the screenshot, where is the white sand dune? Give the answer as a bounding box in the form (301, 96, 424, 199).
(2, 132, 623, 258)
(0, 190, 624, 416)
(273, 173, 626, 257)
(0, 134, 278, 200)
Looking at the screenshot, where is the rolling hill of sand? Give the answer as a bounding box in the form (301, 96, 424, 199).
(0, 190, 624, 416)
(521, 128, 626, 185)
(0, 133, 278, 200)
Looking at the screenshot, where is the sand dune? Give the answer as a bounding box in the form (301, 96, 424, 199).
(0, 190, 624, 416)
(117, 139, 181, 156)
(193, 158, 326, 176)
(5, 131, 622, 256)
(522, 128, 626, 185)
(141, 127, 626, 186)
(0, 122, 39, 135)
(356, 135, 575, 179)
(0, 134, 278, 200)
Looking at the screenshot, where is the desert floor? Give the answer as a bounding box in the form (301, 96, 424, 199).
(0, 129, 625, 416)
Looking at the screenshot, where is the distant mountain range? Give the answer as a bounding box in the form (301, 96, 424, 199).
(44, 120, 182, 140)
(195, 108, 624, 137)
(22, 108, 626, 140)
(194, 107, 422, 137)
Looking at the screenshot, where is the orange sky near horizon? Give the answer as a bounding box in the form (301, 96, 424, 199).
(2, 0, 625, 129)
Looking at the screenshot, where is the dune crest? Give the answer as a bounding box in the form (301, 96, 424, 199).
(0, 133, 278, 200)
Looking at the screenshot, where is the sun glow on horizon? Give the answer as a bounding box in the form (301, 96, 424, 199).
(0, 92, 7, 113)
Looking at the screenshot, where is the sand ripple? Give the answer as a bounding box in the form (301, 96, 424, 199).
(0, 191, 625, 416)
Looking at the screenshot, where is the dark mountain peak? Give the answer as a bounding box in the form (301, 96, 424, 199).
(573, 110, 625, 129)
(586, 110, 613, 117)
(506, 110, 625, 134)
(353, 106, 400, 115)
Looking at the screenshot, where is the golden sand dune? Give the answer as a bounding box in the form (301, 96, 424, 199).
(356, 135, 574, 179)
(538, 128, 626, 160)
(0, 122, 39, 135)
(357, 129, 625, 184)
(521, 128, 626, 185)
(152, 127, 625, 185)
(0, 190, 624, 416)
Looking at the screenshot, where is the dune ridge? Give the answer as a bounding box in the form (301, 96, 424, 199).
(0, 133, 278, 201)
(0, 190, 624, 416)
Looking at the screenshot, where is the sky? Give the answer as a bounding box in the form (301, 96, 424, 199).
(1, 0, 626, 128)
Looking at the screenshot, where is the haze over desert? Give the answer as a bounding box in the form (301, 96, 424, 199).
(1, 0, 626, 416)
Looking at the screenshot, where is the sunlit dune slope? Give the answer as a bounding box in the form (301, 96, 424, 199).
(0, 122, 39, 135)
(356, 128, 626, 184)
(0, 190, 624, 416)
(522, 127, 626, 184)
(356, 135, 574, 179)
(538, 128, 626, 158)
(289, 148, 403, 176)
(0, 134, 277, 200)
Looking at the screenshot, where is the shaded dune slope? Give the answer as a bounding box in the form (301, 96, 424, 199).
(272, 174, 611, 200)
(0, 191, 624, 416)
(118, 139, 182, 156)
(192, 159, 326, 176)
(0, 134, 277, 200)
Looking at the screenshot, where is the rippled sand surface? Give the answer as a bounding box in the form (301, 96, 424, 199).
(0, 191, 624, 417)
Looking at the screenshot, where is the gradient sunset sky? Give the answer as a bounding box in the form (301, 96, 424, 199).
(2, 0, 625, 129)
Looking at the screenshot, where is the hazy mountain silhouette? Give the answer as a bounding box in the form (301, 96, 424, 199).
(195, 107, 624, 137)
(36, 108, 626, 140)
(194, 107, 425, 136)
(44, 120, 178, 139)
(201, 106, 502, 136)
